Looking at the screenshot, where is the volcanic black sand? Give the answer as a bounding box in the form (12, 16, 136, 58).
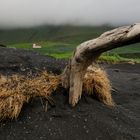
(0, 48, 140, 140)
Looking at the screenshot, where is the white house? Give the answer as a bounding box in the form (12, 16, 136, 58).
(32, 43, 42, 49)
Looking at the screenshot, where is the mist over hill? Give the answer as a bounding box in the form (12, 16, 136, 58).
(0, 0, 140, 28)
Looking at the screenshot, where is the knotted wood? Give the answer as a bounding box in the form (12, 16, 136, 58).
(61, 23, 140, 106)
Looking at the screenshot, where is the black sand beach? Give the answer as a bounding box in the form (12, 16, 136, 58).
(0, 48, 140, 140)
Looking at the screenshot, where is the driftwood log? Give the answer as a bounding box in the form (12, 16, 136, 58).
(61, 23, 140, 107)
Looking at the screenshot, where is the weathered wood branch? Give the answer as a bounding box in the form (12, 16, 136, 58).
(61, 23, 140, 106)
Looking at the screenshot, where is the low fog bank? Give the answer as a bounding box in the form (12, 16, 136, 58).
(0, 0, 139, 29)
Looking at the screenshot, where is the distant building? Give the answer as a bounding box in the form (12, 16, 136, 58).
(32, 43, 42, 49)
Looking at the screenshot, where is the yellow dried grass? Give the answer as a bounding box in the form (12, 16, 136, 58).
(83, 66, 115, 106)
(0, 72, 59, 120)
(0, 66, 114, 120)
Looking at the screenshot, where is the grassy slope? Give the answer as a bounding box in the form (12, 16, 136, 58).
(0, 25, 140, 62)
(0, 25, 110, 44)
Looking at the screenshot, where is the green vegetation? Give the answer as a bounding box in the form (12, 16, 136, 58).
(9, 41, 75, 58)
(0, 25, 111, 44)
(0, 25, 140, 63)
(9, 41, 140, 63)
(100, 54, 140, 63)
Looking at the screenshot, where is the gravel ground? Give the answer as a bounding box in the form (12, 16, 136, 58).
(0, 48, 140, 140)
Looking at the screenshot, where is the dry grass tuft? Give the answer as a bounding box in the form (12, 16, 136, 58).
(0, 72, 60, 120)
(83, 65, 115, 106)
(0, 66, 115, 120)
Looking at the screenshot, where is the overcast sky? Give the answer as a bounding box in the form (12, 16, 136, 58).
(0, 0, 139, 28)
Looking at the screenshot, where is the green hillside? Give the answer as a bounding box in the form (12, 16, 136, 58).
(0, 25, 111, 45)
(0, 25, 140, 62)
